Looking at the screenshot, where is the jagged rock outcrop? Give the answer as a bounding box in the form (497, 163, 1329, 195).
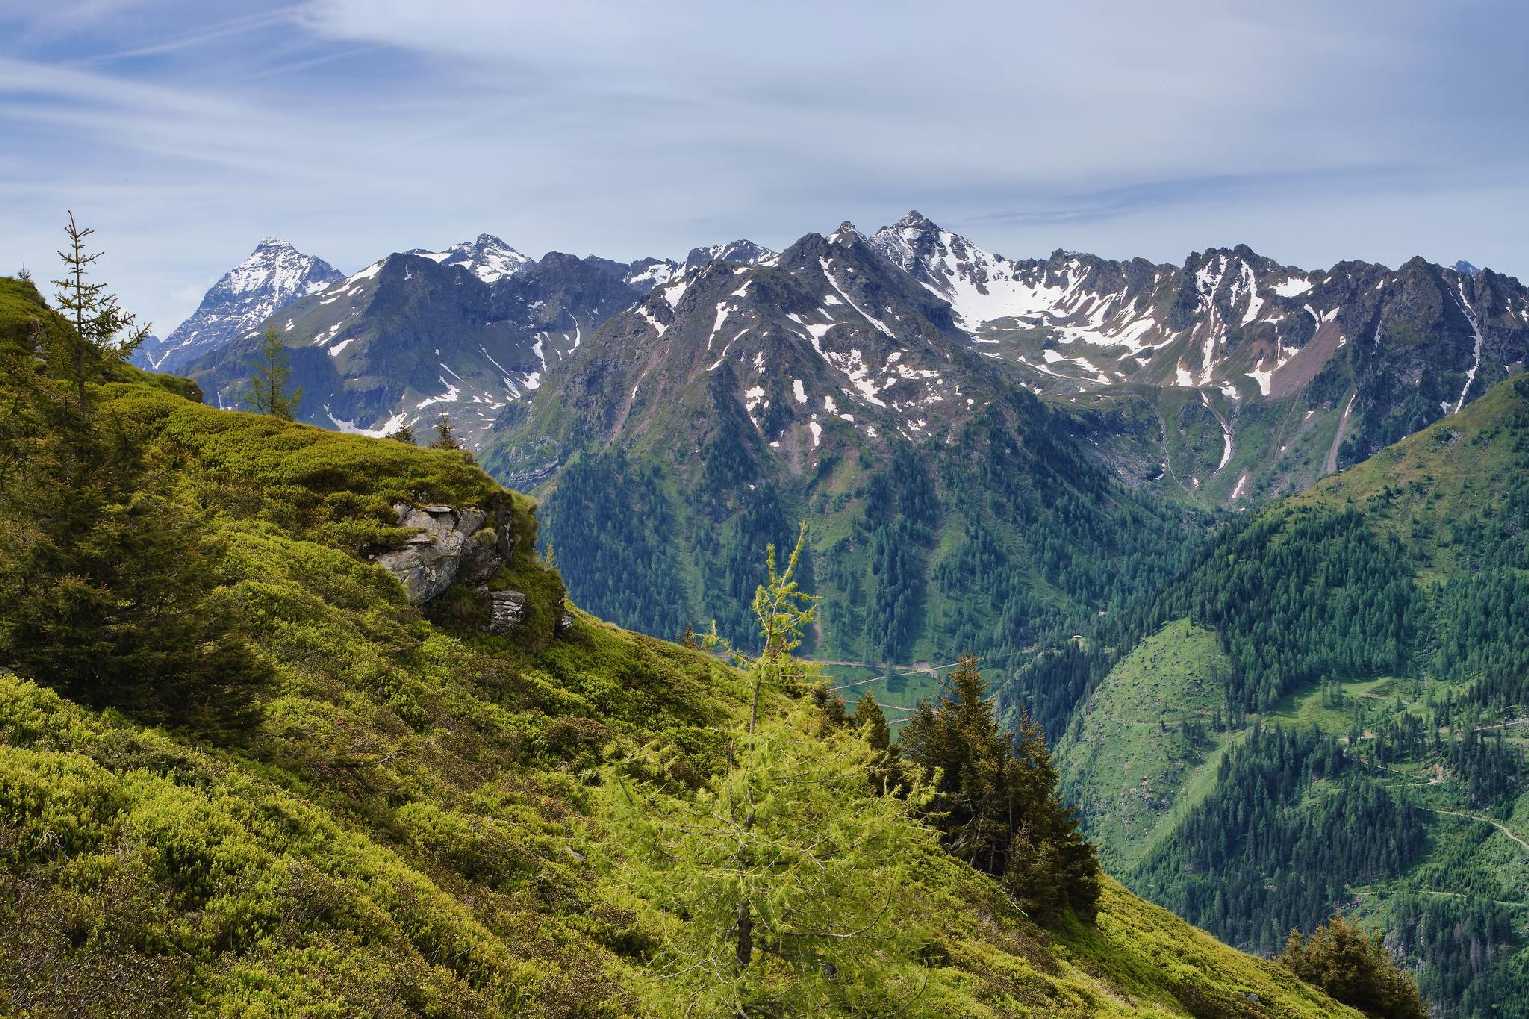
(373, 502, 511, 604)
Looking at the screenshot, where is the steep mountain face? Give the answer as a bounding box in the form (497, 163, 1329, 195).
(1046, 375, 1529, 1017)
(493, 222, 990, 465)
(484, 222, 1199, 665)
(133, 238, 342, 372)
(873, 212, 1529, 504)
(185, 246, 662, 448)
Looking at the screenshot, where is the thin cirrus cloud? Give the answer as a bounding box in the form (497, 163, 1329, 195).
(1, 0, 1526, 333)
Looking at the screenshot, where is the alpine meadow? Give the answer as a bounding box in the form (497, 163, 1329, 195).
(3, 3, 1527, 1017)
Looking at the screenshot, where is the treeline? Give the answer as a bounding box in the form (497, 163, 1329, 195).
(543, 447, 812, 653)
(540, 448, 696, 641)
(995, 639, 1112, 741)
(1434, 569, 1529, 683)
(1161, 507, 1421, 711)
(930, 404, 1203, 657)
(1363, 703, 1523, 810)
(1028, 479, 1528, 740)
(1133, 725, 1428, 955)
(1388, 894, 1526, 1019)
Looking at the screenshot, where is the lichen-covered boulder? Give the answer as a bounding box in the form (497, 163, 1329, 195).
(373, 503, 490, 604)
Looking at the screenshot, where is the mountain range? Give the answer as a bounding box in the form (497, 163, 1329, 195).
(163, 213, 1529, 504)
(154, 216, 1529, 660)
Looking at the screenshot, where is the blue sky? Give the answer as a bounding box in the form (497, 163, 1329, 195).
(3, 0, 1527, 333)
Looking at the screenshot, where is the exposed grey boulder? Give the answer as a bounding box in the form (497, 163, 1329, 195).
(486, 590, 528, 633)
(374, 503, 491, 604)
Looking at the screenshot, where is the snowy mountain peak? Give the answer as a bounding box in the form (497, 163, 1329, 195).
(220, 238, 336, 296)
(683, 239, 776, 270)
(415, 233, 532, 284)
(869, 211, 1049, 328)
(132, 239, 342, 372)
(891, 209, 937, 233)
(828, 221, 862, 245)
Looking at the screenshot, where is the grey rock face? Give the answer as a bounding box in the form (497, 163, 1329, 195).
(486, 590, 528, 633)
(373, 503, 491, 603)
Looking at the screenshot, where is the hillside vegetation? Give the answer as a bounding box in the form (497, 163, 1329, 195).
(1051, 373, 1529, 1016)
(0, 275, 1374, 1016)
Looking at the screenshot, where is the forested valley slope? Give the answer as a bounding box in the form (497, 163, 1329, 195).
(1048, 374, 1529, 1016)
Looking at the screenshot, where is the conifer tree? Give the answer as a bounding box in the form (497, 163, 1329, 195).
(50, 211, 149, 405)
(853, 691, 891, 752)
(242, 325, 301, 419)
(605, 717, 937, 1014)
(900, 656, 1100, 924)
(429, 415, 462, 450)
(0, 278, 265, 733)
(1006, 712, 1100, 923)
(1278, 915, 1428, 1019)
(601, 527, 935, 1014)
(746, 522, 815, 733)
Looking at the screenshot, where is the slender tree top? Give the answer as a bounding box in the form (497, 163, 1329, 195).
(752, 522, 816, 661)
(49, 211, 149, 403)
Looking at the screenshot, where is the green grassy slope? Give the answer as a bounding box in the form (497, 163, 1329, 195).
(0, 277, 1361, 1018)
(1056, 621, 1232, 872)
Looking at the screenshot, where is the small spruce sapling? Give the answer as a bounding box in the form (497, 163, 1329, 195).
(746, 522, 816, 733)
(50, 211, 150, 405)
(429, 415, 462, 450)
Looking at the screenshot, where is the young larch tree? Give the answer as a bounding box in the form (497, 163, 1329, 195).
(50, 211, 149, 405)
(243, 325, 302, 420)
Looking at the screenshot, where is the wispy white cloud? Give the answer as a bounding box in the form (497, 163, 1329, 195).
(80, 6, 303, 64)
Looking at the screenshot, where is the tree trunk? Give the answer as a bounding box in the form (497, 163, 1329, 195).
(748, 665, 764, 735)
(735, 898, 753, 968)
